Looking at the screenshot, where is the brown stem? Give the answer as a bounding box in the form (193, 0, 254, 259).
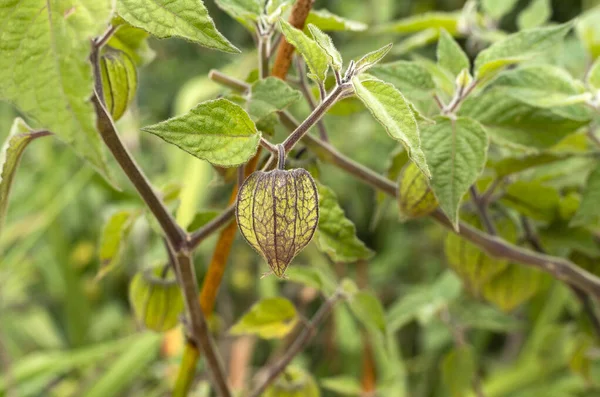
(271, 0, 315, 79)
(249, 292, 343, 397)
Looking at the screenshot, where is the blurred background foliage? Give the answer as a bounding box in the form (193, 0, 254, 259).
(2, 0, 600, 396)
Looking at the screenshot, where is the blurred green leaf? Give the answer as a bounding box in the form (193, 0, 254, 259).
(518, 0, 552, 29)
(369, 61, 435, 94)
(379, 12, 461, 35)
(501, 181, 560, 222)
(0, 118, 48, 236)
(320, 376, 362, 396)
(230, 297, 297, 339)
(108, 21, 155, 66)
(482, 264, 546, 312)
(305, 9, 367, 32)
(490, 152, 571, 177)
(117, 0, 239, 53)
(283, 266, 336, 295)
(142, 98, 260, 167)
(186, 210, 220, 232)
(348, 291, 386, 336)
(460, 88, 587, 150)
(481, 0, 519, 20)
(316, 184, 373, 263)
(437, 29, 469, 78)
(96, 209, 138, 280)
(387, 272, 462, 332)
(475, 23, 573, 79)
(84, 332, 162, 397)
(570, 162, 600, 227)
(441, 345, 476, 397)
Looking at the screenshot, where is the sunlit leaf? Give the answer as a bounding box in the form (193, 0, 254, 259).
(230, 297, 298, 339)
(482, 264, 545, 312)
(353, 77, 430, 178)
(379, 12, 461, 36)
(308, 24, 343, 71)
(117, 0, 239, 53)
(142, 98, 261, 167)
(279, 19, 329, 83)
(0, 0, 113, 179)
(355, 44, 393, 74)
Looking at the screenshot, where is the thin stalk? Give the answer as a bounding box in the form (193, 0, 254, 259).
(248, 292, 343, 397)
(258, 34, 270, 79)
(295, 57, 329, 141)
(470, 186, 497, 235)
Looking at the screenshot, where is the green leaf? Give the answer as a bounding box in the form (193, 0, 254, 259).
(279, 19, 329, 83)
(0, 0, 113, 179)
(518, 0, 552, 29)
(490, 152, 571, 177)
(460, 88, 588, 150)
(97, 210, 138, 280)
(316, 184, 373, 263)
(352, 77, 430, 178)
(571, 162, 600, 227)
(491, 65, 592, 117)
(307, 24, 343, 71)
(320, 376, 362, 396)
(450, 300, 523, 332)
(500, 181, 560, 222)
(108, 20, 155, 66)
(355, 44, 393, 74)
(282, 266, 336, 295)
(481, 0, 519, 20)
(142, 98, 260, 167)
(421, 116, 488, 229)
(445, 216, 517, 295)
(587, 57, 600, 91)
(117, 0, 239, 53)
(437, 29, 469, 78)
(392, 28, 440, 56)
(305, 9, 367, 32)
(348, 291, 386, 336)
(84, 333, 161, 397)
(229, 297, 297, 339)
(214, 0, 262, 23)
(379, 12, 461, 35)
(368, 61, 435, 94)
(577, 7, 600, 59)
(186, 210, 219, 232)
(474, 23, 573, 79)
(0, 118, 48, 236)
(386, 271, 462, 332)
(247, 77, 301, 123)
(482, 264, 545, 312)
(441, 346, 476, 397)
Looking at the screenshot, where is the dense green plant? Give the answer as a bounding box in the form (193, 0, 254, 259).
(2, 0, 600, 396)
